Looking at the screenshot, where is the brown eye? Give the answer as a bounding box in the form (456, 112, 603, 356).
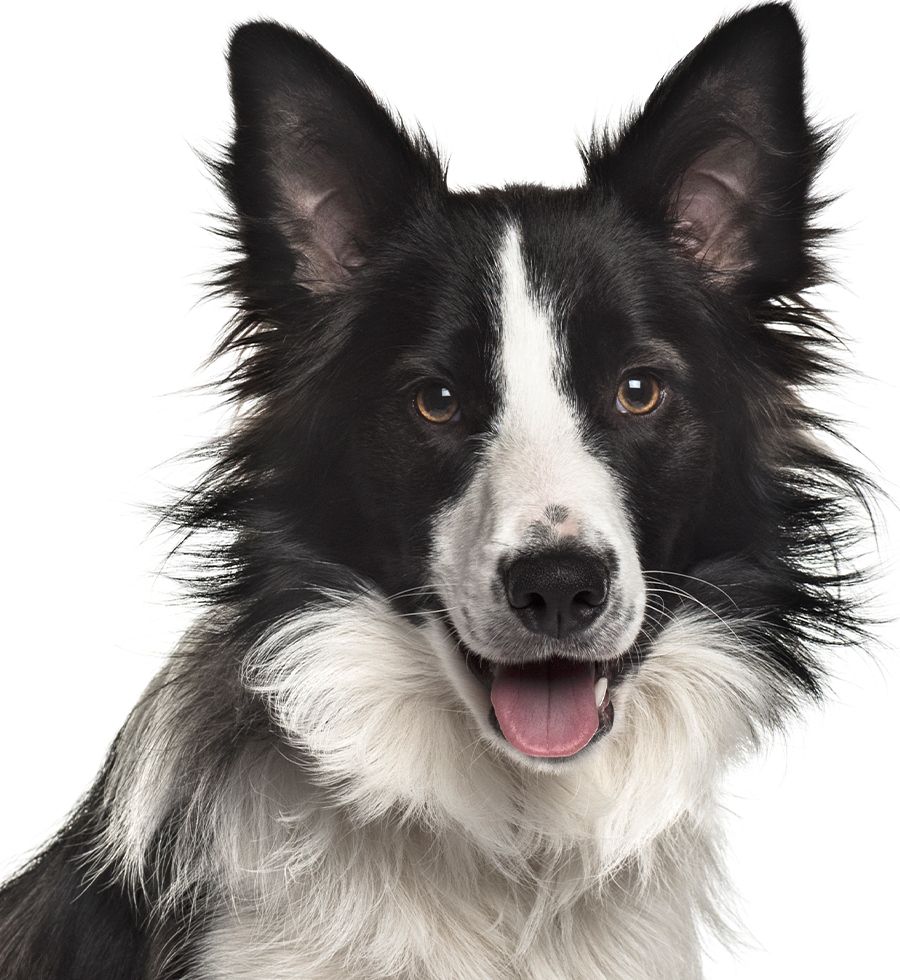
(616, 373, 663, 415)
(415, 382, 460, 424)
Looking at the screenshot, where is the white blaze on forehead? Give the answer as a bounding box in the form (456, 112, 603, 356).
(491, 224, 600, 542)
(496, 224, 574, 439)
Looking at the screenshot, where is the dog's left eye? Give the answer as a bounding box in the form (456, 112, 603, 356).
(616, 373, 664, 415)
(415, 382, 461, 424)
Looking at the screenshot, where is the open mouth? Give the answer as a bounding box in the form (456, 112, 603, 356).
(459, 645, 634, 760)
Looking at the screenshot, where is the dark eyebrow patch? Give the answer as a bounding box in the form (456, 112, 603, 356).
(624, 340, 689, 375)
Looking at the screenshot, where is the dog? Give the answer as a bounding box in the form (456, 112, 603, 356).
(0, 4, 872, 978)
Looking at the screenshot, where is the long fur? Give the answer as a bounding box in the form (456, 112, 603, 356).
(0, 6, 874, 979)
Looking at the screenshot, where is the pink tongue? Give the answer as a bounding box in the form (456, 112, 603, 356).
(490, 658, 599, 758)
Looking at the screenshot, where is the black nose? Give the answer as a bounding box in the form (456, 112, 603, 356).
(504, 551, 610, 638)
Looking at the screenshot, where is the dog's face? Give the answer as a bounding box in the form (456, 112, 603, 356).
(215, 8, 862, 798)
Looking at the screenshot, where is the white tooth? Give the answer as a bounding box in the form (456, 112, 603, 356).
(594, 675, 609, 707)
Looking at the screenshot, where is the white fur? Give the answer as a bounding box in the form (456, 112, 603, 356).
(102, 589, 779, 979)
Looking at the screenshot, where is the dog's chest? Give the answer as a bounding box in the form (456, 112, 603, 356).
(190, 857, 703, 980)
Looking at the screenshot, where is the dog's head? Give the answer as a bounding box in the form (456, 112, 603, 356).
(189, 7, 867, 821)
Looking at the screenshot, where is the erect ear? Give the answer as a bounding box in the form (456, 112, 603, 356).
(225, 22, 440, 296)
(590, 4, 825, 297)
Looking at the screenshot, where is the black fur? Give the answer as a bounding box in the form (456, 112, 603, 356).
(0, 758, 198, 979)
(0, 6, 872, 976)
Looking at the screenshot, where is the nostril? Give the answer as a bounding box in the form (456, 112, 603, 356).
(510, 590, 544, 611)
(574, 586, 607, 608)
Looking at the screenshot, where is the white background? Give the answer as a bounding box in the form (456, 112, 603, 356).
(1, 2, 897, 977)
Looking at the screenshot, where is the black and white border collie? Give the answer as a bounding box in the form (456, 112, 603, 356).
(0, 5, 872, 978)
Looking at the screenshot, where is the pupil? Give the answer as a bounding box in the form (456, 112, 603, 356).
(428, 386, 451, 410)
(627, 377, 649, 404)
(422, 384, 455, 418)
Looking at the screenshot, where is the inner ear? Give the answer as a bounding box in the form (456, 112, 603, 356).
(270, 137, 373, 288)
(671, 138, 757, 275)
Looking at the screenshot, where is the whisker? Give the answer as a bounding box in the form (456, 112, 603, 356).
(644, 582, 742, 643)
(642, 569, 740, 608)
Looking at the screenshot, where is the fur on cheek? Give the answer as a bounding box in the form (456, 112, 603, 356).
(597, 615, 785, 852)
(243, 593, 505, 831)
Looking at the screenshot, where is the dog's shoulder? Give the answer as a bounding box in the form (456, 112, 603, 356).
(0, 770, 195, 980)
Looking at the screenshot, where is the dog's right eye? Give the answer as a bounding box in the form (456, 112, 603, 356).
(415, 383, 460, 424)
